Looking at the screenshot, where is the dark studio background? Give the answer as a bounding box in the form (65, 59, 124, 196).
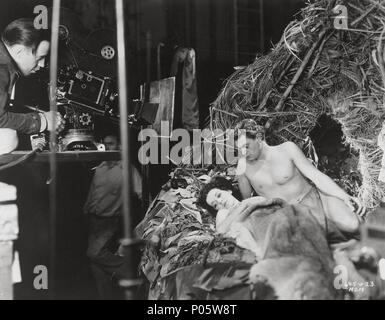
(0, 0, 315, 299)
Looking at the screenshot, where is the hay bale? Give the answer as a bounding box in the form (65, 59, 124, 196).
(211, 0, 385, 208)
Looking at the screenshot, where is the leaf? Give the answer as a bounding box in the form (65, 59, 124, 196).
(142, 224, 160, 239)
(164, 233, 183, 248)
(213, 269, 250, 290)
(179, 234, 213, 247)
(197, 174, 211, 183)
(186, 230, 200, 237)
(179, 188, 194, 198)
(193, 268, 215, 292)
(160, 247, 179, 257)
(159, 190, 180, 203)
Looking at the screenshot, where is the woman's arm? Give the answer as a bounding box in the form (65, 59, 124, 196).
(216, 203, 253, 234)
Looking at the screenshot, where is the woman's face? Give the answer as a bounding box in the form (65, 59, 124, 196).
(206, 188, 239, 211)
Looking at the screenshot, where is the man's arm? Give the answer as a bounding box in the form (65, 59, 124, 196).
(284, 141, 352, 203)
(237, 173, 253, 199)
(0, 65, 42, 134)
(216, 198, 274, 234)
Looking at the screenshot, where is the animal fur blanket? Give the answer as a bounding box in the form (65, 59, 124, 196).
(219, 198, 339, 299)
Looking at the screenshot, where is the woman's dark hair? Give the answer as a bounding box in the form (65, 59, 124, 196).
(197, 176, 241, 216)
(2, 18, 50, 52)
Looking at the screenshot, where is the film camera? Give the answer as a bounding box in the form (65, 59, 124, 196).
(57, 65, 118, 116)
(35, 65, 163, 151)
(30, 10, 123, 151)
(41, 65, 120, 151)
(30, 66, 118, 152)
(30, 9, 173, 151)
(30, 61, 175, 152)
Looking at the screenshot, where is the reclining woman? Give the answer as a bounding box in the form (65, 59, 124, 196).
(197, 176, 339, 299)
(197, 176, 275, 258)
(197, 176, 338, 256)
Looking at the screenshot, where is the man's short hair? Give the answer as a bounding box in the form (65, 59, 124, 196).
(234, 119, 265, 141)
(2, 18, 49, 52)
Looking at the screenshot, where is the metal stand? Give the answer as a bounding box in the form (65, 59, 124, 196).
(117, 238, 144, 300)
(115, 0, 142, 299)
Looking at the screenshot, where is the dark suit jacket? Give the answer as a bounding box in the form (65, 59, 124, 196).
(0, 41, 41, 134)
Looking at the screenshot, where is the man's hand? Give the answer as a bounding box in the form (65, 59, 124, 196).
(42, 111, 65, 133)
(30, 134, 46, 151)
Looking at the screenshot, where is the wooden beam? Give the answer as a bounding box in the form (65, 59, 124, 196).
(0, 151, 121, 165)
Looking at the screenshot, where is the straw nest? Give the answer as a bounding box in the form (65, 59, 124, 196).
(209, 0, 385, 208)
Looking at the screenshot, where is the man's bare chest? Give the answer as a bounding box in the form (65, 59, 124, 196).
(245, 156, 296, 187)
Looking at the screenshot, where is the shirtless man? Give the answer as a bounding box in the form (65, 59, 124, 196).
(234, 119, 362, 235)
